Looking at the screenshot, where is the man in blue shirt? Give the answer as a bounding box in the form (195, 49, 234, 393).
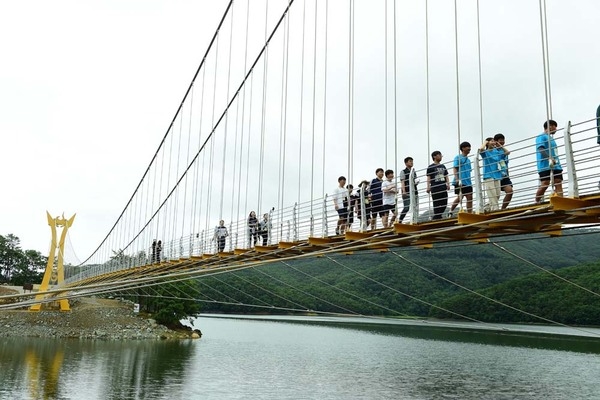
(450, 141, 473, 214)
(494, 133, 513, 209)
(535, 120, 563, 203)
(479, 137, 509, 212)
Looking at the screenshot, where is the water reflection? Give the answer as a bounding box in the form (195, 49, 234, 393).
(202, 315, 600, 354)
(0, 339, 196, 400)
(2, 318, 600, 399)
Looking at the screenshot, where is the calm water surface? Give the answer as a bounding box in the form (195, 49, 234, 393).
(1, 315, 600, 399)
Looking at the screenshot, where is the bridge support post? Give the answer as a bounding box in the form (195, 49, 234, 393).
(322, 196, 328, 237)
(30, 212, 75, 312)
(293, 203, 298, 242)
(562, 121, 578, 197)
(473, 155, 484, 213)
(200, 230, 205, 255)
(268, 208, 274, 245)
(409, 167, 418, 224)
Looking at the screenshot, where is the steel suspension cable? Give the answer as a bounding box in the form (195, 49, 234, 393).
(280, 260, 391, 316)
(235, 1, 252, 232)
(425, 0, 431, 158)
(476, 0, 484, 142)
(454, 0, 462, 145)
(162, 128, 174, 248)
(227, 270, 309, 311)
(384, 0, 388, 168)
(219, 7, 236, 220)
(393, 0, 398, 178)
(172, 111, 184, 254)
(247, 261, 361, 315)
(208, 274, 274, 307)
(205, 35, 221, 236)
(347, 0, 355, 182)
(243, 74, 254, 229)
(542, 0, 553, 119)
(77, 0, 234, 266)
(538, 0, 552, 122)
(321, 0, 328, 198)
(391, 250, 600, 337)
(297, 0, 307, 208)
(277, 14, 290, 242)
(194, 65, 208, 240)
(91, 0, 297, 258)
(491, 242, 600, 299)
(310, 0, 318, 219)
(257, 0, 270, 212)
(324, 255, 447, 319)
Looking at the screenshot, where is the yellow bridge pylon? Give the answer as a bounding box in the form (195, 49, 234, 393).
(30, 212, 76, 312)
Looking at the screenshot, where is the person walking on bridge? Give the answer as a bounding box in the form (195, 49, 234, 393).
(151, 240, 157, 264)
(381, 169, 398, 228)
(332, 176, 348, 235)
(399, 157, 419, 223)
(535, 119, 563, 203)
(370, 168, 385, 229)
(156, 240, 162, 263)
(450, 142, 473, 214)
(479, 137, 509, 212)
(258, 213, 271, 246)
(426, 151, 450, 220)
(214, 220, 228, 253)
(247, 211, 258, 248)
(494, 133, 513, 209)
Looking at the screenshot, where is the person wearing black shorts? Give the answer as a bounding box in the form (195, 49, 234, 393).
(535, 120, 564, 203)
(450, 142, 473, 214)
(370, 168, 384, 229)
(333, 176, 348, 235)
(494, 133, 513, 209)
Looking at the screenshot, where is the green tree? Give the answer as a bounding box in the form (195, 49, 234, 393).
(141, 280, 202, 328)
(0, 234, 26, 283)
(11, 249, 46, 286)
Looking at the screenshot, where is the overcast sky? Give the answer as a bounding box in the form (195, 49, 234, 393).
(2, 0, 599, 263)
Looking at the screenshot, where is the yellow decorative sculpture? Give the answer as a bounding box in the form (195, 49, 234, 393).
(30, 212, 76, 312)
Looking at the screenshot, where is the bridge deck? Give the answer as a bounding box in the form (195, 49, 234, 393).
(69, 193, 600, 288)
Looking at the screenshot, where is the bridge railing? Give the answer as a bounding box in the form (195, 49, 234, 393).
(64, 114, 600, 284)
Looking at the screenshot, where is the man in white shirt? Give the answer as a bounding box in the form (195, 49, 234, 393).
(381, 169, 398, 228)
(332, 176, 348, 235)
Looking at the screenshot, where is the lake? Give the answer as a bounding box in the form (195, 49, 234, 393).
(1, 315, 600, 399)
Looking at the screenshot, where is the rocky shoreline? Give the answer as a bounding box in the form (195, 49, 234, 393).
(0, 296, 201, 340)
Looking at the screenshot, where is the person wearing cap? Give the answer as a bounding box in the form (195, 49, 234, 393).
(332, 176, 348, 235)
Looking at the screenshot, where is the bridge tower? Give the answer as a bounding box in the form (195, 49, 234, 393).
(30, 212, 76, 312)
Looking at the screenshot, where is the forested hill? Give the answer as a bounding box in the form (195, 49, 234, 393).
(430, 261, 600, 325)
(197, 229, 600, 324)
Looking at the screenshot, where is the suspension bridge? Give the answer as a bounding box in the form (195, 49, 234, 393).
(2, 0, 600, 322)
